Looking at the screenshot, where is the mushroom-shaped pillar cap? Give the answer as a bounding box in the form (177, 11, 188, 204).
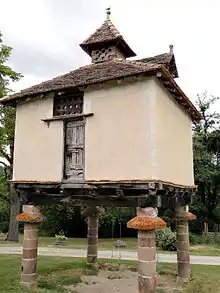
(127, 216, 166, 231)
(16, 212, 47, 223)
(176, 209, 197, 221)
(187, 212, 197, 220)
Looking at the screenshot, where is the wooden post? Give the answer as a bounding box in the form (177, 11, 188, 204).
(16, 205, 46, 288)
(175, 205, 196, 284)
(83, 206, 104, 274)
(127, 207, 166, 293)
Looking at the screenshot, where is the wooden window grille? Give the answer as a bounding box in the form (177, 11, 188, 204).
(53, 93, 83, 116)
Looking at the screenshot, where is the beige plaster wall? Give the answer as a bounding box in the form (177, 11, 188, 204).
(84, 77, 194, 186)
(12, 76, 194, 186)
(153, 78, 194, 186)
(13, 94, 64, 182)
(84, 78, 156, 181)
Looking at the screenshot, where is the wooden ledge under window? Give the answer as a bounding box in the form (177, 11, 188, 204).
(42, 113, 94, 125)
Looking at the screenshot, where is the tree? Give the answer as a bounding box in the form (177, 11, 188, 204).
(0, 31, 23, 241)
(0, 166, 10, 233)
(193, 92, 220, 233)
(99, 207, 135, 238)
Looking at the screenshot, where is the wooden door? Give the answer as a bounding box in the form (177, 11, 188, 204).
(64, 120, 85, 182)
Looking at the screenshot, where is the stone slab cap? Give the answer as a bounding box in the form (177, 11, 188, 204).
(176, 206, 197, 221)
(127, 207, 166, 230)
(16, 205, 46, 223)
(83, 206, 105, 217)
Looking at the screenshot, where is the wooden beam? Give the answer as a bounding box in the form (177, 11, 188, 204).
(41, 113, 94, 124)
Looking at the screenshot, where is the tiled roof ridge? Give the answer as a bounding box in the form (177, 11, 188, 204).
(105, 19, 121, 38)
(81, 19, 121, 45)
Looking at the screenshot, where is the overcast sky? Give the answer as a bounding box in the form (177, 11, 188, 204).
(1, 0, 220, 106)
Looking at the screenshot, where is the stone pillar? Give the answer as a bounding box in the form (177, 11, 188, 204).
(138, 229, 157, 293)
(175, 205, 196, 284)
(16, 205, 46, 288)
(127, 207, 166, 293)
(83, 206, 104, 274)
(22, 222, 38, 288)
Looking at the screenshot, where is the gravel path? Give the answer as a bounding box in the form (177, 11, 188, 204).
(0, 246, 220, 265)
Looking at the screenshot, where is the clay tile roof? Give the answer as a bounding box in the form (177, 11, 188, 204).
(80, 20, 136, 57)
(0, 60, 159, 103)
(81, 20, 121, 45)
(140, 53, 173, 65)
(138, 53, 179, 78)
(0, 59, 201, 121)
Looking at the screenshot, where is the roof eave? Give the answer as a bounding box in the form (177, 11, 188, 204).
(117, 37, 136, 57)
(159, 67, 201, 122)
(170, 55, 179, 78)
(79, 37, 136, 58)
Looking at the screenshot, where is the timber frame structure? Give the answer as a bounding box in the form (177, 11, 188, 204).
(14, 181, 195, 208)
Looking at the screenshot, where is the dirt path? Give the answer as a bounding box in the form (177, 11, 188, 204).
(69, 270, 177, 293)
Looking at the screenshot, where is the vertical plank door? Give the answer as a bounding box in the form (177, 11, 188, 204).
(64, 120, 85, 182)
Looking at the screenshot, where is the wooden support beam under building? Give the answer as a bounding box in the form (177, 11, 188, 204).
(15, 181, 195, 208)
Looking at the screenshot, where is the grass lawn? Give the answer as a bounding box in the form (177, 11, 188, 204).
(1, 236, 220, 256)
(0, 255, 220, 293)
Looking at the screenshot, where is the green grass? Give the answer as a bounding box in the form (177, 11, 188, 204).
(1, 235, 220, 256)
(189, 244, 220, 256)
(0, 255, 220, 293)
(0, 255, 87, 293)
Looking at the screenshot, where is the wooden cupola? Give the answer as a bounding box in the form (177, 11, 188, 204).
(80, 8, 136, 63)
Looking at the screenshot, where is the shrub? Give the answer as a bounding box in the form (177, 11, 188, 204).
(214, 233, 220, 248)
(189, 233, 203, 245)
(189, 232, 220, 246)
(201, 232, 215, 244)
(156, 227, 176, 251)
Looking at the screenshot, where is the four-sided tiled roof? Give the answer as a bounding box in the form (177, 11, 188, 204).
(80, 19, 136, 58)
(0, 17, 201, 121)
(81, 19, 121, 45)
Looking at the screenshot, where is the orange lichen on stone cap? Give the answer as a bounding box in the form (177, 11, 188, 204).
(16, 212, 47, 223)
(127, 216, 166, 231)
(186, 212, 197, 221)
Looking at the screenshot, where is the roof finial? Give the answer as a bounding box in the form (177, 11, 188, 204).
(106, 7, 111, 20)
(169, 44, 174, 54)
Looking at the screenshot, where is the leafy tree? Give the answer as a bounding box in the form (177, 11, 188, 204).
(0, 166, 10, 233)
(99, 207, 135, 238)
(193, 92, 220, 233)
(0, 31, 23, 241)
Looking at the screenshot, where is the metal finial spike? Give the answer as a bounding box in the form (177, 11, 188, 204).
(106, 7, 111, 20)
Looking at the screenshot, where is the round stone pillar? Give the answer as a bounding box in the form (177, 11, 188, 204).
(127, 207, 166, 293)
(16, 205, 46, 288)
(175, 205, 196, 284)
(83, 206, 104, 274)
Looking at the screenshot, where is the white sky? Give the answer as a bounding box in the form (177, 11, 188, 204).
(0, 0, 220, 107)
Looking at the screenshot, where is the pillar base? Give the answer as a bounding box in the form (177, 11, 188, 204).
(20, 278, 37, 289)
(176, 276, 190, 287)
(16, 205, 46, 289)
(87, 263, 99, 275)
(138, 275, 157, 293)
